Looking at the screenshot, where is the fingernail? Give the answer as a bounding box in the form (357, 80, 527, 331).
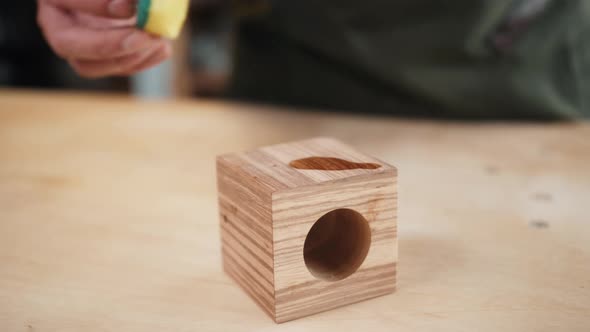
(123, 31, 147, 51)
(108, 0, 135, 17)
(139, 43, 159, 59)
(162, 43, 173, 57)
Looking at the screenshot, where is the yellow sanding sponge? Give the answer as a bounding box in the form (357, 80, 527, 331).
(137, 0, 190, 39)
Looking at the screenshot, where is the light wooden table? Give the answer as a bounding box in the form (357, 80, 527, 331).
(1, 90, 589, 331)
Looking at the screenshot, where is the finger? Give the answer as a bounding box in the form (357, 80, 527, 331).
(46, 0, 136, 18)
(123, 42, 172, 75)
(58, 28, 159, 60)
(40, 3, 162, 60)
(69, 41, 167, 78)
(73, 12, 136, 29)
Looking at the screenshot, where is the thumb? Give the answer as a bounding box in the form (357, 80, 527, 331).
(46, 0, 136, 18)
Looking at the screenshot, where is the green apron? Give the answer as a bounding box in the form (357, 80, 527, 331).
(228, 0, 590, 120)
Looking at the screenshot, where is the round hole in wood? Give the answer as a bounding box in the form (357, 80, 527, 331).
(303, 208, 371, 281)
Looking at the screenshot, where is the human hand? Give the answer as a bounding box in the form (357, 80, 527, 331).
(37, 0, 172, 78)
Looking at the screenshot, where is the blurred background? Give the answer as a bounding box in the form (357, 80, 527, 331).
(3, 1, 588, 120)
(0, 0, 232, 98)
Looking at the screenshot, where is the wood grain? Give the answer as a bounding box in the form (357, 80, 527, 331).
(217, 156, 276, 318)
(0, 90, 589, 331)
(217, 138, 397, 322)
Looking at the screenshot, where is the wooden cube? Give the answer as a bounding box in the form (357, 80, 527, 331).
(216, 137, 397, 323)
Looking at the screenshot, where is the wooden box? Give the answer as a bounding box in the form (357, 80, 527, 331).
(216, 137, 397, 323)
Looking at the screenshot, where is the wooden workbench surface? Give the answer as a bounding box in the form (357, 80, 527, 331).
(1, 90, 589, 331)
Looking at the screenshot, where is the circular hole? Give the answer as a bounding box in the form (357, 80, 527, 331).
(303, 208, 371, 281)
